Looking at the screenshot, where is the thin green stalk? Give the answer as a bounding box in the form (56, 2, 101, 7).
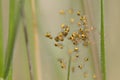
(67, 55, 71, 80)
(4, 0, 23, 79)
(101, 0, 106, 80)
(0, 0, 4, 78)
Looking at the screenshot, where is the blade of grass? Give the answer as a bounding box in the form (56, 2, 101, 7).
(4, 0, 16, 79)
(67, 55, 71, 80)
(0, 0, 4, 78)
(101, 0, 106, 80)
(4, 0, 24, 79)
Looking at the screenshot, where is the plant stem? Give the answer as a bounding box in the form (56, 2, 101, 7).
(0, 0, 4, 78)
(21, 9, 34, 80)
(101, 0, 106, 80)
(67, 55, 71, 80)
(30, 0, 42, 80)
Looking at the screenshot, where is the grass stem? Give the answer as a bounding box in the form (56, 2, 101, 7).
(101, 0, 106, 80)
(21, 9, 34, 80)
(0, 0, 4, 78)
(30, 0, 42, 80)
(67, 55, 71, 80)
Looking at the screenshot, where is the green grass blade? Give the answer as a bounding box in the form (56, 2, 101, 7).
(0, 0, 4, 78)
(4, 0, 16, 79)
(101, 0, 106, 80)
(4, 0, 24, 79)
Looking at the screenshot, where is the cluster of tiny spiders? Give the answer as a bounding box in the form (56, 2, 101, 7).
(45, 9, 96, 79)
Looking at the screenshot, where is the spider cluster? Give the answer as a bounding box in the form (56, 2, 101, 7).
(45, 9, 96, 79)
